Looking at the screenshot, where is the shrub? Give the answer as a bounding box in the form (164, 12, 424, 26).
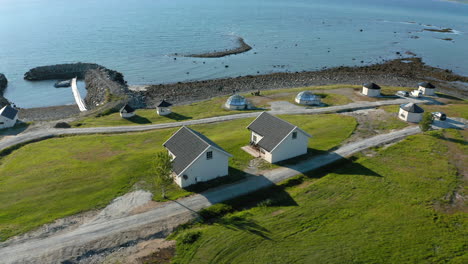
(419, 112, 433, 132)
(179, 231, 201, 244)
(198, 203, 234, 220)
(54, 122, 71, 128)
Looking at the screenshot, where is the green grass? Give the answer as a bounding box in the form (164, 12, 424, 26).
(171, 130, 467, 264)
(0, 114, 356, 241)
(381, 103, 468, 120)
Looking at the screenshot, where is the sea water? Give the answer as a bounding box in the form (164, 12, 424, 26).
(0, 0, 467, 108)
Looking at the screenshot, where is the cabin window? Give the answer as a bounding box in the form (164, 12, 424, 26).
(292, 131, 297, 139)
(400, 113, 406, 118)
(206, 151, 213, 160)
(183, 175, 188, 180)
(253, 135, 257, 142)
(0, 122, 3, 125)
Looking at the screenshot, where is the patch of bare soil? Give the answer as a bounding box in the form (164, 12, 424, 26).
(102, 239, 176, 264)
(434, 130, 468, 214)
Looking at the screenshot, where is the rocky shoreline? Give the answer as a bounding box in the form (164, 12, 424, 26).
(18, 57, 468, 121)
(179, 37, 252, 58)
(0, 73, 9, 106)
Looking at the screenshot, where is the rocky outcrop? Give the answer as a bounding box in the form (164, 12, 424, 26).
(180, 37, 252, 58)
(0, 73, 7, 96)
(24, 63, 126, 84)
(83, 68, 130, 113)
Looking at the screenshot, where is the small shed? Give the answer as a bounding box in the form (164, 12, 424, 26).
(398, 103, 424, 123)
(119, 104, 135, 118)
(157, 100, 173, 116)
(0, 105, 19, 129)
(295, 91, 321, 105)
(362, 83, 381, 97)
(418, 82, 436, 96)
(225, 94, 247, 110)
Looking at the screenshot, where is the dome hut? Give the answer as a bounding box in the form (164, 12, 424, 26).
(225, 94, 247, 110)
(398, 103, 424, 123)
(418, 82, 436, 96)
(295, 91, 321, 105)
(119, 104, 135, 118)
(157, 100, 173, 116)
(362, 83, 381, 97)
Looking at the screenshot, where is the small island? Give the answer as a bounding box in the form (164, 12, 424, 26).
(180, 36, 252, 58)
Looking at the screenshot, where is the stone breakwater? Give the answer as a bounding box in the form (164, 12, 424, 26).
(143, 58, 468, 106)
(180, 37, 252, 58)
(23, 63, 126, 84)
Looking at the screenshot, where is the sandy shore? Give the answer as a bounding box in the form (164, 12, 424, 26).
(18, 57, 468, 122)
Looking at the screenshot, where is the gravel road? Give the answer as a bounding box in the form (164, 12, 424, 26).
(0, 126, 422, 264)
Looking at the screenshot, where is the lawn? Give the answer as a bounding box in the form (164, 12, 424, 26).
(0, 114, 356, 241)
(171, 129, 467, 264)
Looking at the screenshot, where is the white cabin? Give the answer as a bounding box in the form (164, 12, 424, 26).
(398, 103, 424, 123)
(0, 105, 18, 129)
(119, 104, 135, 118)
(163, 126, 232, 188)
(157, 100, 173, 116)
(418, 82, 436, 96)
(247, 112, 311, 163)
(362, 83, 381, 97)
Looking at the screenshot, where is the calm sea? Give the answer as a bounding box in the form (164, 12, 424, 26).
(0, 0, 467, 108)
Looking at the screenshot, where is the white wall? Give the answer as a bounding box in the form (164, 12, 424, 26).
(175, 146, 230, 188)
(251, 131, 264, 144)
(270, 128, 309, 163)
(295, 98, 321, 105)
(157, 107, 171, 116)
(398, 109, 422, 123)
(362, 87, 380, 97)
(0, 116, 17, 129)
(418, 87, 435, 96)
(225, 103, 246, 110)
(120, 112, 135, 118)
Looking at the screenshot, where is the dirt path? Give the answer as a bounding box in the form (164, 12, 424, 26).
(0, 97, 420, 152)
(0, 126, 423, 264)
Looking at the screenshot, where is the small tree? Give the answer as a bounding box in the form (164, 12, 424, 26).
(154, 151, 174, 199)
(419, 112, 433, 132)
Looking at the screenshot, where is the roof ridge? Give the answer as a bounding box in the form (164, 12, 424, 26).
(183, 126, 210, 148)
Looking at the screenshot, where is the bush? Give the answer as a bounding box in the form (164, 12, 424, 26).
(179, 231, 201, 244)
(419, 112, 433, 132)
(54, 122, 71, 128)
(198, 203, 234, 220)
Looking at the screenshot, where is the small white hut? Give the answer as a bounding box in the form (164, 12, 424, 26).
(362, 83, 381, 97)
(418, 82, 436, 96)
(119, 104, 135, 118)
(295, 91, 321, 105)
(157, 100, 173, 116)
(225, 94, 247, 110)
(0, 105, 18, 129)
(398, 103, 424, 123)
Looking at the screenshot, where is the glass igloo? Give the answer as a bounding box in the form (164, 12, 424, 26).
(295, 91, 321, 105)
(225, 94, 247, 110)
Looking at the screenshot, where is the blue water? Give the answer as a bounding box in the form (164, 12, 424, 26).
(0, 0, 467, 108)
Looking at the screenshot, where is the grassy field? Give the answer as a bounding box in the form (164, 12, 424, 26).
(171, 129, 467, 264)
(71, 84, 408, 128)
(0, 114, 356, 241)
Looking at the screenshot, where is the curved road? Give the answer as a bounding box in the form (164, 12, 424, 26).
(0, 126, 422, 264)
(0, 98, 414, 152)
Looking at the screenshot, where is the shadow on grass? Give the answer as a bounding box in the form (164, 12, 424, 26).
(163, 112, 192, 121)
(127, 115, 152, 124)
(217, 214, 272, 240)
(436, 93, 464, 101)
(0, 122, 30, 136)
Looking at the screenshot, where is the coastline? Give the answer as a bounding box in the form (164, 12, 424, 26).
(179, 37, 252, 58)
(18, 57, 468, 122)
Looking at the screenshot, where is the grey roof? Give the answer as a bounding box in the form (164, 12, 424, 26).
(120, 104, 135, 113)
(247, 112, 304, 152)
(400, 103, 424, 113)
(157, 100, 172, 107)
(163, 126, 231, 175)
(0, 105, 18, 120)
(418, 82, 435, 89)
(363, 83, 381, 89)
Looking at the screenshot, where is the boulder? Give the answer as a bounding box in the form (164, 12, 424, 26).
(0, 73, 7, 96)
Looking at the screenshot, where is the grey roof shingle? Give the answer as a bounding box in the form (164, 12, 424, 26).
(163, 126, 230, 175)
(400, 103, 424, 113)
(157, 100, 172, 107)
(247, 112, 297, 152)
(363, 83, 381, 90)
(0, 105, 18, 120)
(120, 104, 135, 113)
(418, 82, 435, 89)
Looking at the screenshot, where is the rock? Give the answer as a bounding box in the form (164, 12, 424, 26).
(54, 122, 71, 128)
(0, 73, 7, 96)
